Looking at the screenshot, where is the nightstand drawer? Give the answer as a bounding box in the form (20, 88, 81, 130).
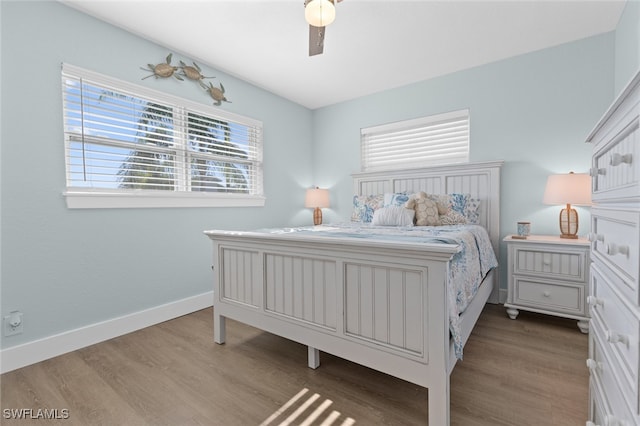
(512, 277, 586, 316)
(590, 264, 640, 403)
(591, 207, 640, 290)
(512, 245, 588, 283)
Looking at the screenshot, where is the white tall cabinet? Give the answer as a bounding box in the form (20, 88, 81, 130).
(585, 70, 640, 426)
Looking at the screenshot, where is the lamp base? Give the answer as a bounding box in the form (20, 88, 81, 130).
(559, 205, 579, 239)
(560, 234, 579, 239)
(313, 207, 323, 226)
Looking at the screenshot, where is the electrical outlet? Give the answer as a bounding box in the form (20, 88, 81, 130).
(4, 311, 23, 336)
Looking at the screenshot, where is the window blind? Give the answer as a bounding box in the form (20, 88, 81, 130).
(361, 109, 469, 171)
(62, 63, 263, 199)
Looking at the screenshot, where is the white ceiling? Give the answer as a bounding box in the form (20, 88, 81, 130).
(61, 0, 626, 110)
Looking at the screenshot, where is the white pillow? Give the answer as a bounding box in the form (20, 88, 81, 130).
(372, 206, 415, 227)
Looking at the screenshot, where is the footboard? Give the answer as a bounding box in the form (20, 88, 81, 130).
(205, 230, 459, 425)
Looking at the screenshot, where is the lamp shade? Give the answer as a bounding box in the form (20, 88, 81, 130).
(305, 0, 336, 27)
(305, 188, 330, 208)
(543, 173, 592, 206)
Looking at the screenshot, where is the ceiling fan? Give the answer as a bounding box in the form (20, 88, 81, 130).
(304, 0, 343, 56)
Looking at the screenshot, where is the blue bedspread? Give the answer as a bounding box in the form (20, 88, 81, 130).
(259, 223, 498, 359)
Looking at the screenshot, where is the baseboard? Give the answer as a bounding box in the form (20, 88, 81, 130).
(499, 288, 507, 304)
(488, 289, 507, 304)
(0, 291, 213, 374)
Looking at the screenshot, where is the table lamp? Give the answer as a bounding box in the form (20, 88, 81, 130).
(305, 187, 330, 225)
(543, 172, 592, 239)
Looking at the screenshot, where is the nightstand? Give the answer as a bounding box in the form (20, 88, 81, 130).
(503, 235, 590, 333)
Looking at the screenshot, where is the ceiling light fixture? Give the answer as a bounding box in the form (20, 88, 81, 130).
(305, 0, 336, 27)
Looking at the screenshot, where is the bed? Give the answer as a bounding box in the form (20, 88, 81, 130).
(204, 160, 503, 425)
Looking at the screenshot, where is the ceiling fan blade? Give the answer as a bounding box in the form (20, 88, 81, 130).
(309, 25, 325, 56)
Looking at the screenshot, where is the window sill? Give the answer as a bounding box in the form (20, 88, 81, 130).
(63, 189, 266, 209)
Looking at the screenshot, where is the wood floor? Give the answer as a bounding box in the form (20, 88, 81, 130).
(1, 304, 588, 425)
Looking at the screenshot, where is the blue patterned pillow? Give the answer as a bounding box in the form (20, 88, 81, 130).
(426, 193, 481, 225)
(462, 197, 481, 224)
(449, 194, 481, 224)
(351, 194, 384, 223)
(383, 192, 410, 207)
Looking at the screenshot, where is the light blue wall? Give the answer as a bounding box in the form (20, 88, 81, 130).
(615, 0, 640, 93)
(0, 1, 313, 349)
(312, 34, 616, 291)
(1, 0, 634, 352)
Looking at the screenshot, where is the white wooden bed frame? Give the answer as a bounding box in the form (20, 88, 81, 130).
(204, 160, 503, 425)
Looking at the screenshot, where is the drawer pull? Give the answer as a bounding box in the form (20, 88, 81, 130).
(587, 295, 604, 307)
(609, 153, 633, 166)
(586, 358, 602, 372)
(542, 291, 551, 297)
(589, 167, 606, 177)
(606, 330, 629, 345)
(605, 243, 629, 257)
(588, 232, 604, 242)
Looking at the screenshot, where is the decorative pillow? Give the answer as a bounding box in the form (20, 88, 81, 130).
(405, 192, 440, 226)
(372, 206, 415, 227)
(425, 193, 481, 224)
(439, 210, 468, 225)
(383, 192, 410, 207)
(351, 194, 384, 223)
(461, 196, 481, 224)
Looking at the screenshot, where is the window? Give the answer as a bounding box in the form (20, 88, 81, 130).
(61, 63, 264, 208)
(360, 109, 469, 172)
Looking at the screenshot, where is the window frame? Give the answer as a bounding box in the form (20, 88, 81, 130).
(360, 109, 470, 172)
(61, 63, 265, 209)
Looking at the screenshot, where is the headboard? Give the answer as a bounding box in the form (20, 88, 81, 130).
(351, 160, 504, 253)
